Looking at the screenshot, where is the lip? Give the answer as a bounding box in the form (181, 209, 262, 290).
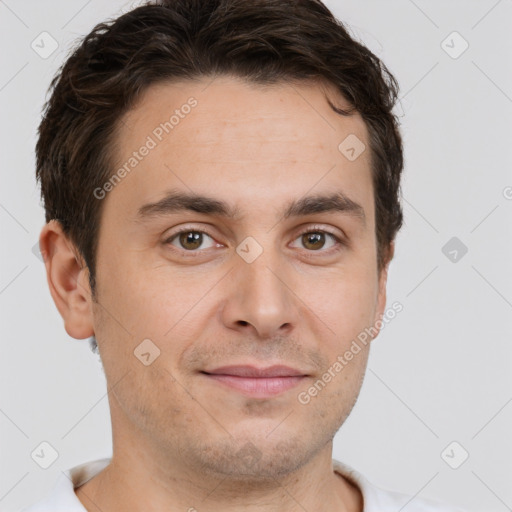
(204, 365, 307, 378)
(201, 365, 308, 398)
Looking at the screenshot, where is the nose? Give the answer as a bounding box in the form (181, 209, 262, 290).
(220, 250, 299, 339)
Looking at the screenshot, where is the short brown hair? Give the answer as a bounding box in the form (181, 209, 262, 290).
(36, 0, 404, 299)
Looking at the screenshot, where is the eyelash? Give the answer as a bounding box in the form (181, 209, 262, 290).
(164, 225, 346, 256)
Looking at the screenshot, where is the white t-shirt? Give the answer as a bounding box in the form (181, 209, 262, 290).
(21, 458, 464, 511)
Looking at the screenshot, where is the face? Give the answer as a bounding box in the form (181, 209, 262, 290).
(67, 77, 390, 480)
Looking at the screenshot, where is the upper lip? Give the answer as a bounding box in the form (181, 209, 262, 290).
(203, 365, 307, 378)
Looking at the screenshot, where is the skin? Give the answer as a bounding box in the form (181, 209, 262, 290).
(40, 76, 394, 512)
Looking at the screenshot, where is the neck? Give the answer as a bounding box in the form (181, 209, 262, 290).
(75, 395, 363, 512)
(75, 443, 362, 512)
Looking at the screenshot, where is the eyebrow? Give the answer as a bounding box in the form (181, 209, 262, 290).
(135, 189, 366, 225)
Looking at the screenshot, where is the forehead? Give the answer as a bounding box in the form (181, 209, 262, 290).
(105, 76, 374, 226)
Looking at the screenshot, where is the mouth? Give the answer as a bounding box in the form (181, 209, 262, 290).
(200, 365, 309, 398)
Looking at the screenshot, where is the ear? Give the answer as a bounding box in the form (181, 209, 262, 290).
(39, 220, 95, 340)
(372, 240, 395, 339)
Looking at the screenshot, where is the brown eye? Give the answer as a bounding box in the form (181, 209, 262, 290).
(179, 231, 203, 250)
(302, 232, 326, 250)
(290, 229, 343, 254)
(166, 230, 216, 251)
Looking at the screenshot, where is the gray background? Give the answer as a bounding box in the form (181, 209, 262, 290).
(1, 1, 511, 511)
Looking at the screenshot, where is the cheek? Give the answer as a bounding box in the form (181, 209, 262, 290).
(125, 271, 217, 339)
(95, 250, 181, 334)
(95, 260, 218, 377)
(299, 263, 378, 348)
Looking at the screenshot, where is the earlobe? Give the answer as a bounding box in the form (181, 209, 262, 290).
(39, 220, 95, 340)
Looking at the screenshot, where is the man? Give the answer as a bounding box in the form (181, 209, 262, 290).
(24, 0, 464, 510)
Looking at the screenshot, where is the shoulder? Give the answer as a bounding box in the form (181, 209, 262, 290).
(332, 459, 466, 512)
(19, 471, 82, 512)
(20, 458, 111, 512)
